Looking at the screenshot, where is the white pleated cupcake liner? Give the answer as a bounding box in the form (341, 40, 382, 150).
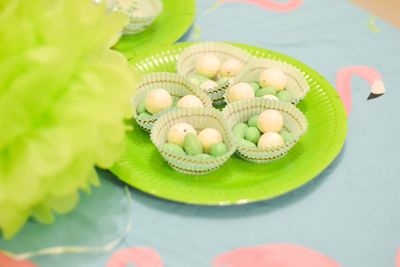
(108, 0, 162, 35)
(133, 72, 213, 132)
(222, 98, 308, 163)
(231, 58, 310, 104)
(176, 42, 254, 104)
(151, 108, 237, 175)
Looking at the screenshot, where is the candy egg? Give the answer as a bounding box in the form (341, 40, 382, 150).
(244, 127, 261, 144)
(227, 82, 255, 102)
(144, 88, 173, 114)
(210, 143, 228, 157)
(198, 128, 223, 153)
(277, 90, 292, 102)
(240, 139, 257, 149)
(177, 95, 204, 108)
(250, 82, 261, 92)
(259, 68, 288, 91)
(233, 122, 248, 139)
(136, 101, 146, 114)
(257, 110, 283, 133)
(187, 74, 208, 86)
(195, 55, 221, 78)
(163, 143, 186, 156)
(219, 59, 244, 77)
(247, 115, 259, 127)
(263, 94, 279, 101)
(183, 133, 203, 155)
(256, 87, 277, 97)
(167, 123, 196, 146)
(200, 80, 218, 91)
(195, 153, 214, 161)
(258, 132, 284, 148)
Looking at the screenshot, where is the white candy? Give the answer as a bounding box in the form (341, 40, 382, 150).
(263, 94, 279, 101)
(258, 132, 284, 149)
(167, 123, 197, 146)
(219, 59, 244, 77)
(227, 82, 255, 102)
(144, 88, 172, 114)
(177, 95, 204, 108)
(200, 80, 218, 91)
(195, 55, 221, 78)
(259, 68, 288, 91)
(257, 110, 283, 133)
(198, 128, 223, 153)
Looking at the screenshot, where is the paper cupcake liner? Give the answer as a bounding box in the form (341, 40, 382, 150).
(133, 72, 213, 132)
(108, 0, 162, 34)
(151, 108, 237, 175)
(177, 42, 254, 104)
(222, 98, 308, 163)
(231, 58, 310, 104)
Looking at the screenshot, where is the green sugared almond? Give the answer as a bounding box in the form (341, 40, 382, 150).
(247, 115, 259, 128)
(244, 127, 261, 144)
(183, 133, 203, 155)
(280, 129, 293, 144)
(163, 143, 186, 156)
(136, 101, 146, 114)
(233, 122, 248, 139)
(210, 143, 228, 157)
(277, 90, 292, 102)
(256, 87, 277, 97)
(239, 139, 257, 149)
(250, 82, 261, 92)
(137, 111, 152, 120)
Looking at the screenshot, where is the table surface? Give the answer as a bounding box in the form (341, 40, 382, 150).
(1, 0, 400, 266)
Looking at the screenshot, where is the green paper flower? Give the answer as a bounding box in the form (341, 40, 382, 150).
(0, 0, 135, 239)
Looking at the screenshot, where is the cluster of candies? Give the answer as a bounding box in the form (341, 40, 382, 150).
(136, 88, 204, 120)
(233, 110, 292, 149)
(187, 55, 245, 91)
(163, 124, 228, 159)
(227, 68, 292, 103)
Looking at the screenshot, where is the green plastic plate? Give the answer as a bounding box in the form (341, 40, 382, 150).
(113, 0, 195, 59)
(110, 42, 348, 205)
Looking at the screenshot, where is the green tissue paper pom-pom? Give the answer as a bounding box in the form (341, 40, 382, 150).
(0, 0, 135, 239)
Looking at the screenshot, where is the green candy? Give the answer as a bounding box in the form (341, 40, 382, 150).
(188, 74, 208, 86)
(233, 123, 248, 139)
(137, 111, 152, 120)
(250, 82, 261, 93)
(136, 101, 146, 114)
(280, 129, 293, 144)
(163, 143, 185, 156)
(210, 143, 228, 157)
(277, 90, 292, 102)
(195, 153, 214, 161)
(256, 87, 277, 97)
(247, 115, 259, 128)
(183, 133, 203, 155)
(172, 96, 180, 106)
(218, 77, 230, 85)
(240, 138, 257, 149)
(244, 126, 261, 144)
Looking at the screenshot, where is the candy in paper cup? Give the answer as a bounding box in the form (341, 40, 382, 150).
(177, 42, 254, 104)
(108, 0, 163, 34)
(151, 108, 237, 175)
(231, 58, 309, 104)
(222, 98, 307, 163)
(133, 72, 213, 132)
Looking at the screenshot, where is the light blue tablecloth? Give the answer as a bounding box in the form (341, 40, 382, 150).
(1, 1, 400, 266)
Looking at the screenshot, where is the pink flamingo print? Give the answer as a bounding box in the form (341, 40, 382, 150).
(0, 252, 36, 267)
(106, 247, 163, 267)
(336, 66, 385, 115)
(218, 0, 303, 12)
(212, 244, 341, 267)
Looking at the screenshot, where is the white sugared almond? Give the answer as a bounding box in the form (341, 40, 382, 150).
(177, 95, 204, 108)
(259, 68, 288, 91)
(167, 123, 196, 146)
(195, 55, 221, 78)
(258, 132, 284, 148)
(144, 88, 172, 114)
(227, 82, 255, 102)
(262, 94, 279, 101)
(257, 109, 283, 133)
(198, 128, 223, 153)
(219, 59, 244, 77)
(200, 80, 218, 91)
